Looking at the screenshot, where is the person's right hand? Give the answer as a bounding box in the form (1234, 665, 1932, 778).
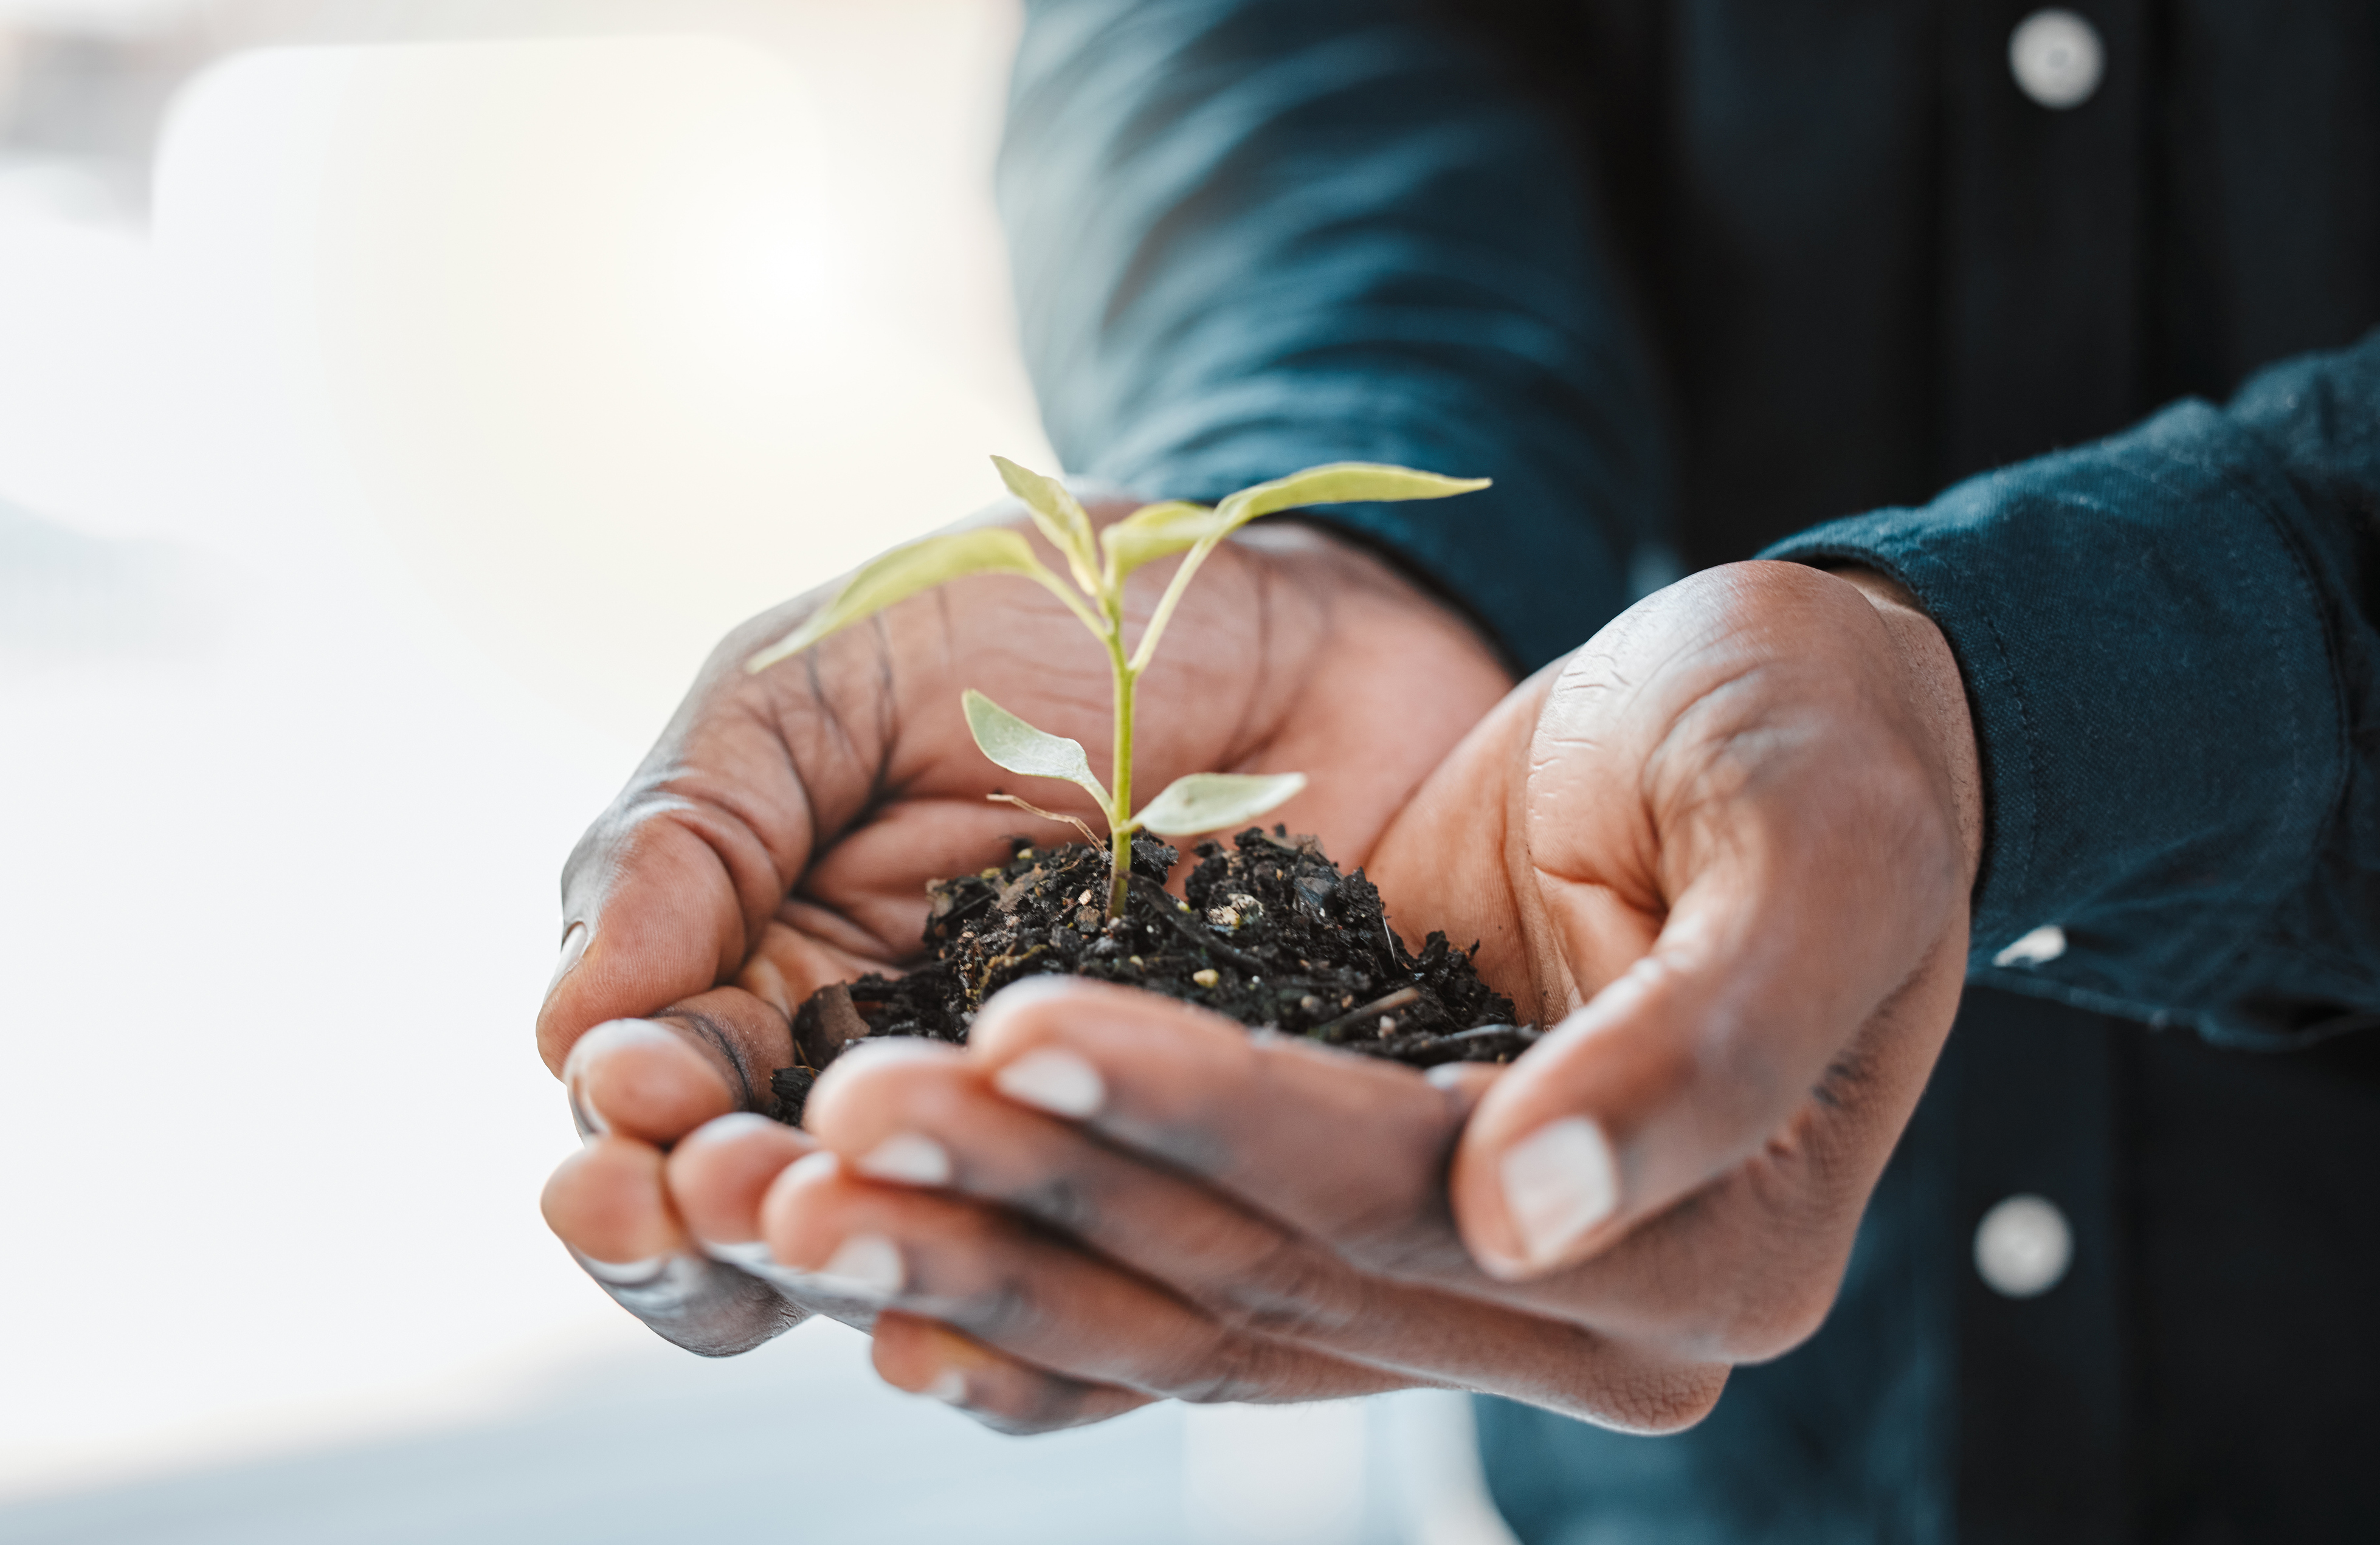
(534, 498, 1516, 1355)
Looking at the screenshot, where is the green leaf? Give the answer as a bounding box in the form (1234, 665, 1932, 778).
(1134, 771, 1308, 838)
(991, 455, 1102, 598)
(1099, 500, 1229, 580)
(745, 529, 1054, 673)
(1212, 463, 1491, 535)
(1123, 463, 1491, 674)
(962, 689, 1112, 812)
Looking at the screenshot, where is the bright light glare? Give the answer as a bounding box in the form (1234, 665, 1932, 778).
(156, 36, 1052, 738)
(0, 19, 1055, 1501)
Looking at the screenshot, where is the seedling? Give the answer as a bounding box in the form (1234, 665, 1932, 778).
(745, 458, 1488, 917)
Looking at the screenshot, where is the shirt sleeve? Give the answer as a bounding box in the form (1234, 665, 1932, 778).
(1765, 331, 2380, 1048)
(998, 0, 1667, 672)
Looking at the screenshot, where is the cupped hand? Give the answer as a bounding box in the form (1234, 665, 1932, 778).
(536, 500, 1514, 1352)
(669, 559, 1981, 1425)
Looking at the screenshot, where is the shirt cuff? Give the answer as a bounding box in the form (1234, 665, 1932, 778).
(1762, 398, 2345, 1035)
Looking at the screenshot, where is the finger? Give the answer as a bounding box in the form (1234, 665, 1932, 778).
(1593, 934, 1965, 1359)
(563, 988, 798, 1143)
(665, 1111, 819, 1248)
(961, 977, 1482, 1280)
(564, 1020, 733, 1143)
(945, 945, 1934, 1371)
(1452, 566, 1973, 1278)
(538, 777, 800, 1076)
(656, 1110, 883, 1325)
(813, 1040, 1485, 1345)
(871, 1312, 1156, 1435)
(805, 1037, 1724, 1427)
(540, 1135, 805, 1356)
(757, 1148, 1409, 1407)
(667, 1110, 1162, 1428)
(1426, 932, 1965, 1362)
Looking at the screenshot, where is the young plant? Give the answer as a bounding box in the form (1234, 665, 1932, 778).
(745, 458, 1489, 918)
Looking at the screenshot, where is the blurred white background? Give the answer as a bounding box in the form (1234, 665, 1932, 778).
(0, 2, 1519, 1541)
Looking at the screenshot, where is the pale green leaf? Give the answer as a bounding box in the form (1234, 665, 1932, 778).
(991, 455, 1102, 597)
(1099, 500, 1230, 580)
(1125, 463, 1491, 674)
(745, 529, 1054, 673)
(1134, 771, 1308, 838)
(963, 689, 1112, 812)
(1212, 463, 1492, 535)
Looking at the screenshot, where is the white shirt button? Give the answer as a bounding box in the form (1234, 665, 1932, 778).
(1974, 1194, 2074, 1298)
(2009, 9, 2105, 109)
(1993, 923, 2067, 968)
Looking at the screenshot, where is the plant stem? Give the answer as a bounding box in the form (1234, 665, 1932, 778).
(1105, 623, 1136, 918)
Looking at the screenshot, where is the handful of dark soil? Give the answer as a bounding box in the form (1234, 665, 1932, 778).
(770, 827, 1537, 1125)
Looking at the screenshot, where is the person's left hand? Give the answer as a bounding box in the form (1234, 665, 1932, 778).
(533, 510, 1516, 1361)
(653, 562, 1982, 1433)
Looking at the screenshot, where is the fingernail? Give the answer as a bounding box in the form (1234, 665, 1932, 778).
(571, 1250, 712, 1316)
(858, 1132, 953, 1186)
(562, 1035, 609, 1139)
(809, 1233, 904, 1300)
(679, 1111, 786, 1149)
(698, 1236, 777, 1273)
(574, 1251, 669, 1286)
(787, 1149, 841, 1185)
(561, 1018, 675, 1140)
(546, 920, 590, 1000)
(924, 1368, 968, 1405)
(698, 1236, 828, 1300)
(1500, 1116, 1619, 1268)
(993, 1048, 1105, 1119)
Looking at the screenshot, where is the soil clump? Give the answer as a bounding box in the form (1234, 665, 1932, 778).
(770, 827, 1534, 1125)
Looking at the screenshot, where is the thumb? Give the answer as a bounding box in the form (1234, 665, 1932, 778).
(1445, 867, 1899, 1279)
(1452, 838, 1972, 1275)
(537, 785, 809, 1076)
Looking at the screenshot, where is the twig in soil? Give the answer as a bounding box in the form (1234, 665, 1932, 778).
(1310, 985, 1422, 1044)
(1127, 872, 1268, 974)
(1373, 1022, 1545, 1065)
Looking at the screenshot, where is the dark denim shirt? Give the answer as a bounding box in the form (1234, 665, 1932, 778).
(998, 2, 2380, 1538)
(999, 0, 2380, 1052)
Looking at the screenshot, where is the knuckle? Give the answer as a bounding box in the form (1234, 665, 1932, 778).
(1154, 1329, 1316, 1408)
(942, 1272, 1041, 1344)
(1321, 1180, 1466, 1278)
(1012, 1174, 1100, 1237)
(1199, 1237, 1361, 1344)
